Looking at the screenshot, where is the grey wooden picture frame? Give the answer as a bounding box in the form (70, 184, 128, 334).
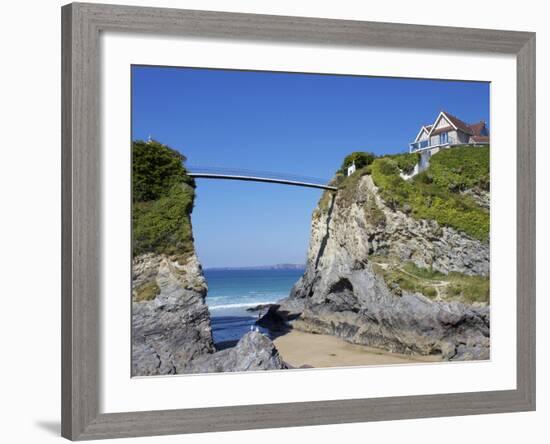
(61, 2, 536, 440)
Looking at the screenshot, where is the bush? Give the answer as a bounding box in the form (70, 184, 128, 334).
(133, 139, 193, 202)
(132, 140, 197, 258)
(134, 281, 161, 302)
(376, 158, 400, 175)
(133, 184, 195, 257)
(387, 152, 419, 174)
(340, 151, 376, 173)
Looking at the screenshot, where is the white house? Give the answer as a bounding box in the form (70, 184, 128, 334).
(347, 161, 356, 176)
(407, 111, 489, 177)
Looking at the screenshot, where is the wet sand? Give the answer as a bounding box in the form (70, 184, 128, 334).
(273, 330, 442, 368)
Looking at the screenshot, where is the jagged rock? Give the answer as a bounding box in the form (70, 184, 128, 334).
(461, 188, 490, 210)
(132, 253, 215, 376)
(246, 303, 274, 313)
(132, 255, 285, 375)
(281, 174, 490, 361)
(256, 297, 305, 331)
(185, 331, 285, 373)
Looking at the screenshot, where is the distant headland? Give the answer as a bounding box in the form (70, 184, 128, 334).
(204, 264, 306, 271)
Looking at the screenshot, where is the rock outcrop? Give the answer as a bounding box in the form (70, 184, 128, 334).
(131, 140, 285, 376)
(265, 174, 490, 361)
(132, 253, 215, 375)
(132, 253, 286, 375)
(186, 331, 285, 373)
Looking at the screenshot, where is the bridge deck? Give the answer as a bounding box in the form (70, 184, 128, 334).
(186, 166, 337, 190)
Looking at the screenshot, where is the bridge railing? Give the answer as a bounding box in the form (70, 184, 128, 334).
(186, 165, 333, 188)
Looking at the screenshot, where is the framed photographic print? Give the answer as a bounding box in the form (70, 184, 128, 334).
(61, 2, 536, 440)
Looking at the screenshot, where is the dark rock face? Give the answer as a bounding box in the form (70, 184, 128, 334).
(185, 331, 285, 374)
(273, 175, 490, 361)
(255, 298, 304, 332)
(132, 254, 286, 376)
(294, 290, 490, 360)
(132, 254, 215, 376)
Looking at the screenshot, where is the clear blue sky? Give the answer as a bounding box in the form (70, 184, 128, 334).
(132, 66, 489, 268)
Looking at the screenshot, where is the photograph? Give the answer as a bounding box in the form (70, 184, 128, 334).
(1, 1, 541, 442)
(131, 66, 491, 376)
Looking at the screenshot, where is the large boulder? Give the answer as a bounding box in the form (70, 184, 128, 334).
(255, 297, 305, 332)
(185, 331, 286, 374)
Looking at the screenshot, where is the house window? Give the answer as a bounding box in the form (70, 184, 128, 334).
(440, 132, 448, 144)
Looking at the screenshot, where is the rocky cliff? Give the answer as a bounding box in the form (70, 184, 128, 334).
(132, 253, 285, 375)
(132, 253, 214, 375)
(131, 140, 284, 376)
(269, 149, 491, 361)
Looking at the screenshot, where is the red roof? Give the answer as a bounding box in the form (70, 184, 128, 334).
(468, 121, 487, 137)
(441, 111, 474, 135)
(430, 111, 489, 139)
(470, 135, 490, 143)
(419, 111, 489, 143)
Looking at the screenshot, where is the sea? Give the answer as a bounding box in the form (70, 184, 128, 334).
(204, 268, 304, 347)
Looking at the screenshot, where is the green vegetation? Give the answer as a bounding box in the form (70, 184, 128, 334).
(339, 151, 375, 174)
(133, 183, 195, 257)
(386, 152, 419, 174)
(133, 140, 194, 202)
(337, 166, 372, 207)
(370, 146, 490, 241)
(316, 189, 334, 216)
(446, 273, 490, 304)
(428, 145, 490, 192)
(363, 198, 386, 227)
(132, 140, 196, 258)
(134, 281, 161, 302)
(371, 256, 490, 304)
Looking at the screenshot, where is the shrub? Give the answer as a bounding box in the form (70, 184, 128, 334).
(133, 139, 193, 202)
(387, 152, 419, 174)
(340, 151, 376, 173)
(134, 281, 161, 302)
(133, 183, 195, 257)
(423, 287, 438, 299)
(132, 140, 196, 258)
(376, 158, 400, 175)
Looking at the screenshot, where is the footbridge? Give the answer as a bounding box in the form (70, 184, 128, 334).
(186, 166, 337, 191)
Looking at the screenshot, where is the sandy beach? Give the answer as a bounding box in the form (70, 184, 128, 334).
(274, 330, 442, 368)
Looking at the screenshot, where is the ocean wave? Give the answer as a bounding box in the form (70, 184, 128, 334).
(207, 301, 276, 311)
(207, 291, 287, 299)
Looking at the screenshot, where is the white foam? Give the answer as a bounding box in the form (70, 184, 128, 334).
(207, 301, 276, 311)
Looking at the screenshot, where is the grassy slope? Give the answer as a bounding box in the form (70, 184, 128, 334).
(371, 256, 489, 304)
(330, 146, 490, 303)
(132, 140, 196, 260)
(370, 146, 490, 241)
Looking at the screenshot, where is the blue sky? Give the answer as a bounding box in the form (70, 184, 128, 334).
(132, 66, 489, 268)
